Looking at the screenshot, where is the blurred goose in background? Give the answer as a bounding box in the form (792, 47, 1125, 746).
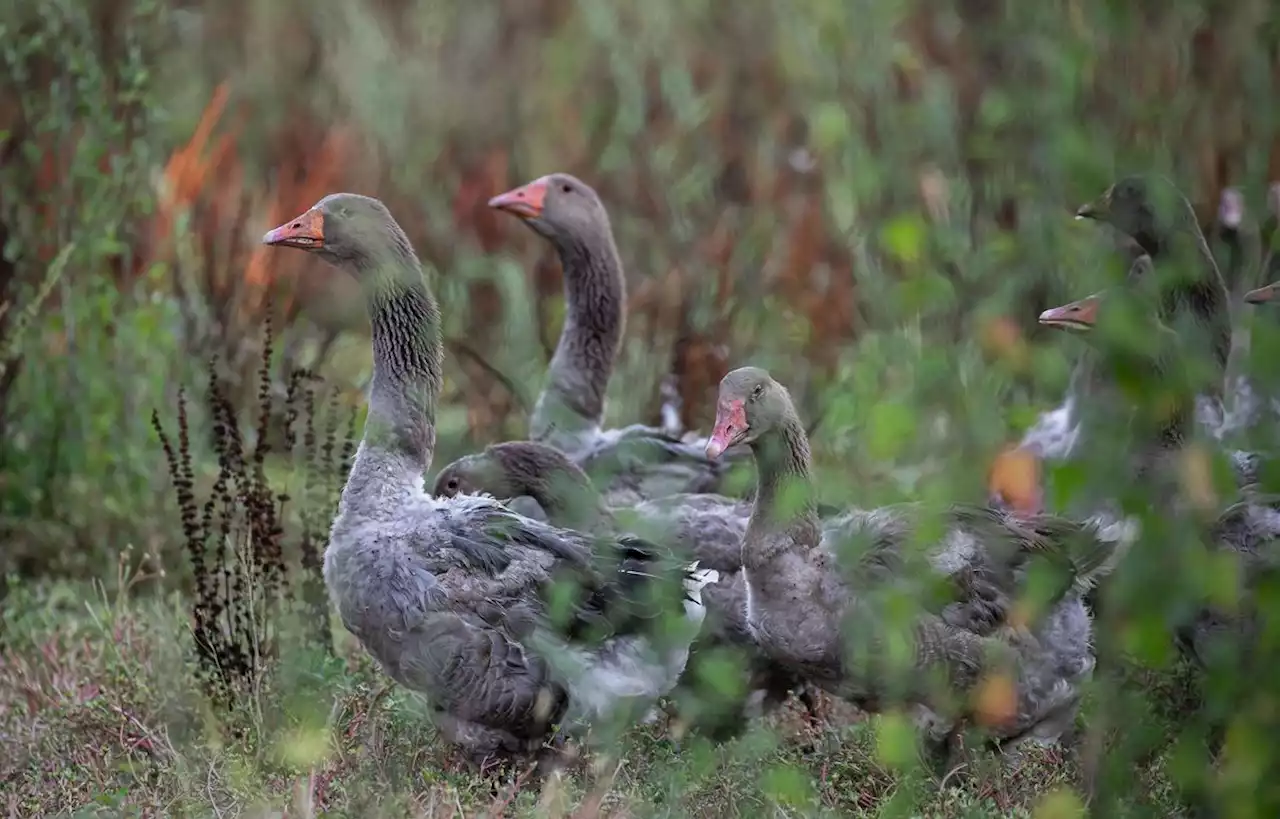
(488, 173, 752, 509)
(992, 177, 1237, 516)
(1039, 270, 1280, 671)
(261, 192, 717, 764)
(1216, 184, 1280, 436)
(701, 366, 1127, 760)
(1073, 174, 1233, 435)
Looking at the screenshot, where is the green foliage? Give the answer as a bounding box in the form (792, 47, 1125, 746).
(149, 319, 354, 722)
(3, 0, 1280, 815)
(0, 0, 175, 578)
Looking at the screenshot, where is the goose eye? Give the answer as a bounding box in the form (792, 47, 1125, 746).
(446, 477, 460, 492)
(750, 384, 764, 401)
(561, 183, 572, 194)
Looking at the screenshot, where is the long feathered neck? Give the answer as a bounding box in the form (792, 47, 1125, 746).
(532, 225, 626, 439)
(343, 238, 443, 509)
(744, 409, 821, 570)
(1147, 228, 1231, 445)
(495, 448, 608, 531)
(1162, 278, 1231, 379)
(1074, 285, 1227, 466)
(1149, 202, 1232, 377)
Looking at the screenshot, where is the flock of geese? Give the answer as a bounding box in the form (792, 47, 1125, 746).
(257, 171, 1280, 772)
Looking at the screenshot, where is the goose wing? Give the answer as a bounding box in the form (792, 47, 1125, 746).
(395, 608, 569, 750)
(578, 426, 750, 499)
(623, 492, 750, 572)
(437, 497, 707, 642)
(939, 504, 1129, 633)
(816, 502, 1126, 635)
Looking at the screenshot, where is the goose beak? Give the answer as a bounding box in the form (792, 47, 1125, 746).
(489, 178, 548, 219)
(1039, 294, 1100, 331)
(263, 208, 325, 250)
(1075, 185, 1112, 221)
(1245, 283, 1280, 304)
(706, 399, 746, 460)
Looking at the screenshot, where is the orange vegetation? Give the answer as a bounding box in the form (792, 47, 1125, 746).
(973, 671, 1019, 729)
(154, 83, 362, 322)
(987, 444, 1044, 516)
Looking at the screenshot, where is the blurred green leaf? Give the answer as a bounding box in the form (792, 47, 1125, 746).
(810, 102, 851, 155)
(761, 763, 814, 807)
(875, 711, 918, 771)
(866, 399, 917, 462)
(881, 215, 927, 265)
(1033, 788, 1085, 819)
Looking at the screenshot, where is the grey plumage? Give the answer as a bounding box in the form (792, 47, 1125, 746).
(434, 439, 750, 571)
(431, 438, 861, 731)
(263, 193, 713, 762)
(705, 366, 1121, 747)
(432, 440, 864, 573)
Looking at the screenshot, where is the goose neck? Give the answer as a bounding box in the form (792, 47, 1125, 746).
(519, 466, 609, 532)
(356, 253, 443, 477)
(744, 412, 821, 569)
(536, 228, 626, 436)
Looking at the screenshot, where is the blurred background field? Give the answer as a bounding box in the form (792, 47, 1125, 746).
(2, 0, 1280, 816)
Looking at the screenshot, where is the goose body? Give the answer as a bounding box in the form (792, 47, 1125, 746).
(1049, 177, 1280, 668)
(1011, 178, 1246, 517)
(703, 367, 1124, 746)
(431, 438, 850, 734)
(263, 193, 714, 760)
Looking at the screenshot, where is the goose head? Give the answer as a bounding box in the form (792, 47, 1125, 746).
(1075, 175, 1190, 256)
(489, 172, 613, 247)
(431, 451, 510, 500)
(1039, 292, 1102, 333)
(1039, 256, 1148, 336)
(706, 367, 793, 459)
(432, 441, 590, 498)
(263, 192, 414, 273)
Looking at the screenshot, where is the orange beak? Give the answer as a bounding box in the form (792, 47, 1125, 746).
(706, 398, 747, 459)
(1039, 294, 1100, 331)
(263, 208, 324, 249)
(488, 177, 549, 219)
(1245, 283, 1280, 304)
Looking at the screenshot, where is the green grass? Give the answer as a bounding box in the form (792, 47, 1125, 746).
(0, 577, 1190, 818)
